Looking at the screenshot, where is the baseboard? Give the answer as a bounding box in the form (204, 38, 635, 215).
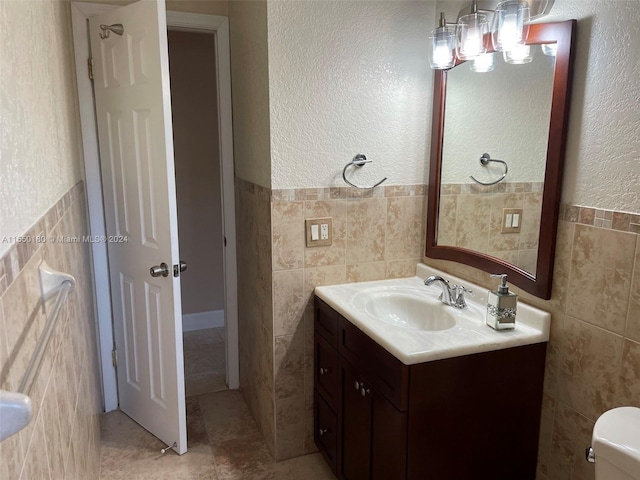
(182, 310, 224, 332)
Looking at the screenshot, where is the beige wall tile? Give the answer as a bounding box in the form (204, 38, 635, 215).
(566, 225, 636, 335)
(536, 394, 556, 478)
(303, 265, 347, 307)
(273, 270, 305, 337)
(385, 196, 424, 260)
(274, 332, 305, 400)
(346, 198, 386, 264)
(303, 394, 317, 455)
(557, 316, 624, 421)
(275, 396, 306, 460)
(346, 262, 386, 283)
(272, 201, 304, 271)
(615, 339, 640, 407)
(385, 259, 420, 279)
(520, 192, 542, 249)
(436, 195, 457, 246)
(548, 403, 595, 480)
(304, 200, 346, 267)
(455, 194, 490, 253)
(625, 239, 640, 342)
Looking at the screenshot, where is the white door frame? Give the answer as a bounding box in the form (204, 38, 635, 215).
(71, 2, 239, 412)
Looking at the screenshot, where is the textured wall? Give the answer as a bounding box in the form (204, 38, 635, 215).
(267, 0, 435, 189)
(441, 51, 554, 184)
(169, 30, 224, 315)
(545, 0, 640, 211)
(0, 0, 84, 257)
(229, 0, 272, 189)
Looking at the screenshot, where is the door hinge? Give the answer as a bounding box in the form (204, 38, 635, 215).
(88, 57, 94, 81)
(111, 349, 117, 368)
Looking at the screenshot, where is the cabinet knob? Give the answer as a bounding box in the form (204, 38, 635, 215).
(319, 428, 328, 436)
(354, 381, 360, 391)
(319, 367, 330, 375)
(360, 387, 370, 397)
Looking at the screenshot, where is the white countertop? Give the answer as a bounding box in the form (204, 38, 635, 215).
(314, 263, 550, 365)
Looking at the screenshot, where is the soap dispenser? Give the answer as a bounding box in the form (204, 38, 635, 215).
(486, 274, 517, 330)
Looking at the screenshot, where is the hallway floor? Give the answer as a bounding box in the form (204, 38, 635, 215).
(99, 390, 336, 479)
(183, 327, 227, 397)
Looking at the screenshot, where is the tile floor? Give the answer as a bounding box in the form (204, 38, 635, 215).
(100, 327, 336, 478)
(99, 380, 336, 479)
(183, 327, 227, 397)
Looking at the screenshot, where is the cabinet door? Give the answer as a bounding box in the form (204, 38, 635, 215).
(371, 393, 407, 479)
(341, 358, 372, 480)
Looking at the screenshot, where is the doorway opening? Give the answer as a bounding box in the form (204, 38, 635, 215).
(168, 30, 228, 397)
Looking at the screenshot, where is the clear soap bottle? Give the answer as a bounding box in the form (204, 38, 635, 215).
(486, 274, 517, 330)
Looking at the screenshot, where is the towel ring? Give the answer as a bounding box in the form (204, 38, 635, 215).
(469, 153, 508, 186)
(342, 154, 388, 190)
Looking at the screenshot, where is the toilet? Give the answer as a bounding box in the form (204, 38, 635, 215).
(590, 407, 640, 480)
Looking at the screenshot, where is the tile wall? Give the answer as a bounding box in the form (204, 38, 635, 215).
(424, 204, 640, 480)
(0, 182, 102, 479)
(235, 178, 426, 460)
(439, 182, 543, 274)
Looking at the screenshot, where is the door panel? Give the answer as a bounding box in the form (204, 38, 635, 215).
(90, 0, 186, 454)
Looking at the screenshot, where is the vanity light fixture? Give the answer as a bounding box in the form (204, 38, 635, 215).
(428, 0, 531, 70)
(470, 53, 496, 72)
(503, 43, 533, 64)
(456, 2, 490, 61)
(428, 13, 456, 69)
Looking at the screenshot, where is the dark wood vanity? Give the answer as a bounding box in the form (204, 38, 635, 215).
(314, 297, 547, 480)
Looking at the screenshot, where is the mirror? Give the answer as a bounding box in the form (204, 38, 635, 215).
(426, 21, 576, 299)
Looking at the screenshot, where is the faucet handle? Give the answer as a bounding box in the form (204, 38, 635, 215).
(451, 284, 472, 308)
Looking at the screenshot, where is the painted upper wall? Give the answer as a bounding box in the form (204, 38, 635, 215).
(0, 1, 84, 257)
(544, 0, 639, 212)
(267, 0, 436, 189)
(229, 0, 272, 189)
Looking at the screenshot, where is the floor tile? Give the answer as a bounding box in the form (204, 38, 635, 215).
(198, 390, 261, 445)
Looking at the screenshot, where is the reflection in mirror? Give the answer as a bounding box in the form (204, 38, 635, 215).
(437, 48, 556, 276)
(426, 21, 577, 299)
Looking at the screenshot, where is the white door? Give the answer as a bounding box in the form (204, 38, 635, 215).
(89, 0, 186, 454)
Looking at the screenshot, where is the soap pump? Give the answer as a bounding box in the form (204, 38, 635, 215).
(486, 274, 517, 330)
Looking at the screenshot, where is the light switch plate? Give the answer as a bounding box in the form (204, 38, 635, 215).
(306, 218, 332, 247)
(501, 208, 523, 234)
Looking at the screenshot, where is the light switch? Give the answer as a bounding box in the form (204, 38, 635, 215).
(501, 208, 523, 234)
(305, 218, 332, 247)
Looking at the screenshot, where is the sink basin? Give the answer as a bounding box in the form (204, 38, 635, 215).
(362, 293, 456, 331)
(315, 263, 551, 365)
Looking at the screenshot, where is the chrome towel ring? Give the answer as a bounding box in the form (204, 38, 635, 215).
(342, 154, 388, 190)
(469, 153, 508, 186)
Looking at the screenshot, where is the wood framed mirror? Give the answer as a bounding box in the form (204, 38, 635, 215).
(426, 20, 576, 299)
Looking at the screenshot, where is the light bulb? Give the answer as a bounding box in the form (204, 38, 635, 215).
(503, 44, 532, 64)
(492, 0, 530, 52)
(456, 13, 489, 61)
(429, 28, 455, 69)
(470, 53, 495, 72)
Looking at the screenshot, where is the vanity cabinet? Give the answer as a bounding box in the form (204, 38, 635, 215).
(314, 297, 547, 480)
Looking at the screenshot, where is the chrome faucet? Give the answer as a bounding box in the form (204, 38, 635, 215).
(424, 275, 472, 309)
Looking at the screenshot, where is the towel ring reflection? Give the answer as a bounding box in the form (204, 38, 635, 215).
(469, 153, 508, 186)
(342, 154, 387, 190)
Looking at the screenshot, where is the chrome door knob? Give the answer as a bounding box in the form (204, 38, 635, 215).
(150, 263, 170, 277)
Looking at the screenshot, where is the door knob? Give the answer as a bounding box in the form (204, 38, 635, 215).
(150, 263, 169, 277)
(179, 261, 187, 272)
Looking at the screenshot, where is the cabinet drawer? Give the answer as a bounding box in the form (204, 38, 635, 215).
(315, 333, 339, 411)
(315, 297, 339, 347)
(339, 316, 409, 411)
(314, 392, 338, 474)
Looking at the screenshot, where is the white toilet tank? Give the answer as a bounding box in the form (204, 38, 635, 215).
(591, 407, 640, 480)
